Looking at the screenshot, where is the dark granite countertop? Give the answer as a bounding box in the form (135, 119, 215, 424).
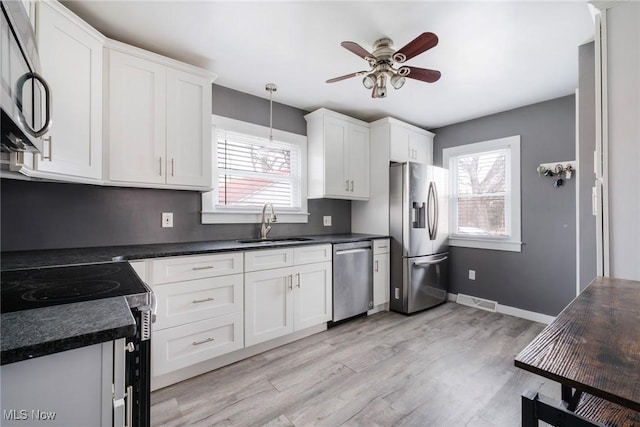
(0, 233, 387, 270)
(1, 297, 136, 365)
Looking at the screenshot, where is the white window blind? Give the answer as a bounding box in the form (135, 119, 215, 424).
(216, 130, 301, 210)
(453, 149, 509, 236)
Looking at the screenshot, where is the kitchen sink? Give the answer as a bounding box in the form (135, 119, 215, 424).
(236, 237, 314, 244)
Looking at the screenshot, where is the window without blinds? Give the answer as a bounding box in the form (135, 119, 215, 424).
(454, 149, 509, 236)
(216, 130, 301, 210)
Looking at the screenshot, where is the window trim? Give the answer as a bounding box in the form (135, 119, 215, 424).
(443, 135, 522, 252)
(201, 115, 309, 224)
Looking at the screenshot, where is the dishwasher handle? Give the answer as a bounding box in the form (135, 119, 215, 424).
(413, 256, 448, 266)
(335, 248, 372, 255)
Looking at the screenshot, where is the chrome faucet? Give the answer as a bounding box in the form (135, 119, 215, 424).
(260, 203, 277, 239)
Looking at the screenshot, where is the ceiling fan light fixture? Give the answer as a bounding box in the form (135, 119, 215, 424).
(390, 74, 406, 90)
(373, 77, 387, 98)
(362, 73, 376, 89)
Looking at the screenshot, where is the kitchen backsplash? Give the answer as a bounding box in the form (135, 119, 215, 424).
(0, 179, 351, 251)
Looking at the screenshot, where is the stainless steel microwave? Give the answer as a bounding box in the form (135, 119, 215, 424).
(1, 0, 51, 153)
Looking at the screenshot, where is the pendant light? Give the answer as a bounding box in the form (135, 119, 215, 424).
(265, 83, 277, 141)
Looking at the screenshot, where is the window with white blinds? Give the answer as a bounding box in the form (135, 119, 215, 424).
(216, 130, 301, 210)
(201, 115, 309, 224)
(443, 136, 522, 252)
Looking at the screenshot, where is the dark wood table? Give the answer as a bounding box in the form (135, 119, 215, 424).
(515, 276, 640, 426)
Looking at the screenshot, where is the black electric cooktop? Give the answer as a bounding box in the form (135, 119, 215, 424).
(1, 262, 149, 313)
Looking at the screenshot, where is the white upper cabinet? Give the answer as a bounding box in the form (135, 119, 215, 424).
(165, 69, 212, 187)
(107, 50, 166, 185)
(28, 0, 104, 182)
(105, 40, 214, 190)
(306, 108, 370, 200)
(383, 118, 434, 165)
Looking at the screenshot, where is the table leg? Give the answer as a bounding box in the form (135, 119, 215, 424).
(522, 390, 540, 427)
(561, 384, 583, 412)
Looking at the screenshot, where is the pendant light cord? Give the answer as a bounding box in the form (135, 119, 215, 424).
(266, 83, 277, 141)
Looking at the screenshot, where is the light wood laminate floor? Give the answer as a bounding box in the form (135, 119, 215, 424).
(151, 303, 560, 426)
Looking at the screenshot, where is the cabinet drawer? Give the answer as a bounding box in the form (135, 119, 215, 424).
(373, 239, 390, 255)
(152, 312, 243, 376)
(151, 252, 243, 285)
(153, 274, 243, 330)
(244, 248, 294, 272)
(294, 244, 332, 265)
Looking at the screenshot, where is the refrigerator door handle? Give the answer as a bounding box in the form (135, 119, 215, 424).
(431, 181, 439, 239)
(413, 256, 448, 266)
(427, 182, 435, 240)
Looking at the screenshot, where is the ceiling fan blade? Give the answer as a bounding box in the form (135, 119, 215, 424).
(403, 66, 441, 83)
(394, 32, 438, 63)
(326, 71, 367, 83)
(341, 41, 374, 60)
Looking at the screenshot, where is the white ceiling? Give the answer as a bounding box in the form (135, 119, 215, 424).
(61, 1, 595, 129)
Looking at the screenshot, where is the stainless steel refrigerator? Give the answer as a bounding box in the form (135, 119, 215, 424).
(389, 162, 449, 314)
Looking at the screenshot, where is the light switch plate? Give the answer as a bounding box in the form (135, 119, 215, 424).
(162, 212, 173, 228)
(469, 270, 476, 280)
(323, 216, 332, 226)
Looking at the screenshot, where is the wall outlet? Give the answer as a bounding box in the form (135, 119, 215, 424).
(323, 216, 332, 226)
(162, 212, 173, 228)
(394, 287, 400, 299)
(468, 270, 476, 280)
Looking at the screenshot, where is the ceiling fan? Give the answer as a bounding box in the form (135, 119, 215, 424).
(326, 32, 441, 98)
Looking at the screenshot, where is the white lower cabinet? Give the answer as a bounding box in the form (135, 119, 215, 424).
(1, 340, 120, 426)
(244, 267, 294, 346)
(245, 245, 332, 347)
(373, 239, 391, 306)
(149, 244, 333, 385)
(149, 253, 244, 378)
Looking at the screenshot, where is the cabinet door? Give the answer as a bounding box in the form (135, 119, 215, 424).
(373, 253, 390, 306)
(389, 124, 410, 163)
(323, 116, 349, 198)
(293, 261, 332, 331)
(35, 2, 102, 180)
(409, 132, 429, 164)
(244, 267, 294, 346)
(108, 50, 166, 184)
(166, 69, 212, 188)
(347, 123, 370, 199)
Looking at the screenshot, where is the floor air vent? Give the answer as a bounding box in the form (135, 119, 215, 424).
(456, 294, 498, 312)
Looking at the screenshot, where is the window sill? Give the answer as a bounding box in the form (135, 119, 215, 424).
(201, 211, 310, 224)
(449, 237, 522, 252)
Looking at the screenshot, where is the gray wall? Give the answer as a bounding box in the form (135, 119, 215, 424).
(578, 42, 597, 291)
(0, 84, 351, 252)
(433, 95, 576, 316)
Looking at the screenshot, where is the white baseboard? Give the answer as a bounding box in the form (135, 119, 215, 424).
(447, 293, 555, 325)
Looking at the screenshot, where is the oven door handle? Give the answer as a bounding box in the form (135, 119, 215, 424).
(150, 290, 157, 323)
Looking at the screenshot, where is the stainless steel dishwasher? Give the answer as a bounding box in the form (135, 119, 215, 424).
(332, 241, 373, 322)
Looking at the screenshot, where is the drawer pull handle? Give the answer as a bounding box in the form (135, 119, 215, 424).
(192, 337, 214, 346)
(192, 297, 214, 304)
(192, 266, 214, 271)
(378, 245, 388, 249)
